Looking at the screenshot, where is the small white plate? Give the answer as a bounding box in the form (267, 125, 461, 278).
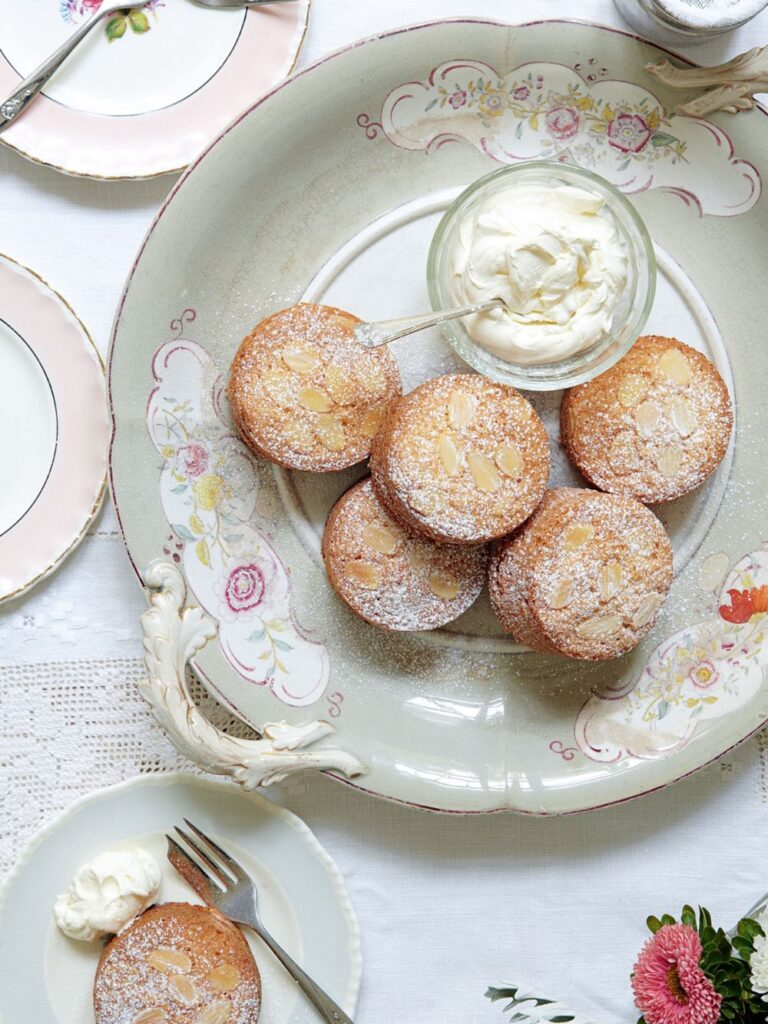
(0, 253, 108, 605)
(0, 773, 361, 1024)
(0, 0, 310, 179)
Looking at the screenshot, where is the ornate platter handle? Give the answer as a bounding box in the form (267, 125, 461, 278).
(647, 46, 768, 116)
(140, 560, 366, 788)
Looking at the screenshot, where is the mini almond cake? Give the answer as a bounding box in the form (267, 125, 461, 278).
(323, 478, 488, 631)
(93, 902, 261, 1024)
(369, 373, 550, 545)
(228, 303, 402, 472)
(561, 335, 733, 504)
(489, 488, 673, 660)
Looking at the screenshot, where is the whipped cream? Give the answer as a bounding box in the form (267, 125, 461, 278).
(53, 847, 161, 942)
(450, 182, 628, 365)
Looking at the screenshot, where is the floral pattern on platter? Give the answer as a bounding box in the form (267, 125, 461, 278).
(357, 59, 761, 216)
(60, 0, 164, 41)
(575, 545, 768, 763)
(147, 337, 330, 708)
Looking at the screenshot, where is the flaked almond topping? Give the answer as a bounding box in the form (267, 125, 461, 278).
(170, 976, 200, 1006)
(299, 386, 333, 413)
(328, 312, 356, 333)
(548, 579, 573, 609)
(346, 560, 381, 589)
(315, 413, 346, 451)
(635, 400, 662, 437)
(360, 405, 386, 438)
(207, 964, 241, 994)
(198, 1001, 232, 1024)
(599, 561, 623, 601)
(618, 373, 649, 408)
(495, 444, 523, 477)
(656, 444, 682, 478)
(658, 348, 692, 386)
(281, 345, 319, 375)
(438, 433, 459, 476)
(410, 488, 442, 517)
(324, 366, 357, 405)
(467, 451, 500, 492)
(428, 574, 459, 600)
(134, 1011, 167, 1024)
(631, 592, 665, 628)
(669, 396, 695, 438)
(608, 431, 640, 473)
(363, 522, 400, 555)
(448, 390, 476, 429)
(577, 614, 622, 639)
(148, 948, 192, 974)
(563, 524, 595, 551)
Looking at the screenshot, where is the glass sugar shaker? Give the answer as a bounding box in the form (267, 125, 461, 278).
(614, 0, 768, 45)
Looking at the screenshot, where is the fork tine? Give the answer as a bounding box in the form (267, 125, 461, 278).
(166, 835, 226, 902)
(174, 825, 235, 888)
(183, 818, 247, 881)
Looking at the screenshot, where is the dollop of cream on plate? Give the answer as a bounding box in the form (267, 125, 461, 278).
(53, 847, 161, 942)
(450, 182, 629, 365)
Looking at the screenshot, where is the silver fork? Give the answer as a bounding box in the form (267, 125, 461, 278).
(168, 819, 354, 1024)
(0, 0, 296, 136)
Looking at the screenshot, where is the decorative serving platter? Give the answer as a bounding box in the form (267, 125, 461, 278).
(0, 774, 361, 1023)
(0, 253, 108, 604)
(110, 19, 768, 814)
(0, 0, 310, 179)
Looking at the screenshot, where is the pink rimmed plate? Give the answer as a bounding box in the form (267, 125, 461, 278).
(0, 0, 310, 179)
(0, 254, 108, 604)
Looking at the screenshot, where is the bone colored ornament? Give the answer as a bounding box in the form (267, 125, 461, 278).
(139, 560, 366, 789)
(647, 46, 768, 115)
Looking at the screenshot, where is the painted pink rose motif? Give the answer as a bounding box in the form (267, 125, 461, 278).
(177, 442, 209, 479)
(545, 106, 581, 142)
(513, 86, 530, 101)
(225, 564, 266, 615)
(688, 659, 719, 690)
(608, 113, 652, 154)
(448, 90, 467, 109)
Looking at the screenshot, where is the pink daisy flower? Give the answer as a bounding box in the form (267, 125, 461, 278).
(632, 924, 722, 1024)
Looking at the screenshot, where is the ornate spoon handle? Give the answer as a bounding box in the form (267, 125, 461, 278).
(0, 3, 143, 135)
(354, 297, 505, 348)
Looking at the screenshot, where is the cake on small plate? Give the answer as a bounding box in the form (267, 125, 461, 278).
(93, 902, 261, 1024)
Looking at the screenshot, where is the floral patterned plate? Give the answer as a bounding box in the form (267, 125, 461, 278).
(0, 253, 108, 605)
(110, 19, 768, 813)
(0, 0, 309, 179)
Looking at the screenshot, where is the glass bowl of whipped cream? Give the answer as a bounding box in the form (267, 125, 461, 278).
(427, 161, 656, 390)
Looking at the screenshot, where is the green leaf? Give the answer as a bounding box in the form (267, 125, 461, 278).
(272, 637, 293, 653)
(106, 14, 127, 41)
(650, 131, 677, 147)
(171, 483, 187, 494)
(681, 905, 696, 927)
(171, 523, 196, 542)
(247, 628, 266, 643)
(647, 915, 663, 934)
(128, 9, 150, 33)
(661, 914, 676, 927)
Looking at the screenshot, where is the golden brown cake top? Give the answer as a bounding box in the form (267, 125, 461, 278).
(323, 478, 487, 631)
(228, 303, 401, 472)
(93, 902, 261, 1024)
(561, 335, 733, 504)
(489, 487, 673, 660)
(370, 373, 550, 544)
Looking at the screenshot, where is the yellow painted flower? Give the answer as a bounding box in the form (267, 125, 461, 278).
(193, 473, 225, 511)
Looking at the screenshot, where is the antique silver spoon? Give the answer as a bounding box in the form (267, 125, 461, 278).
(354, 297, 514, 348)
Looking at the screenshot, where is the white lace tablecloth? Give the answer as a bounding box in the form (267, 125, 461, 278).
(2, 3, 768, 1022)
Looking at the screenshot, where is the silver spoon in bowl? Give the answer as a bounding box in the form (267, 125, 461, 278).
(354, 297, 516, 348)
